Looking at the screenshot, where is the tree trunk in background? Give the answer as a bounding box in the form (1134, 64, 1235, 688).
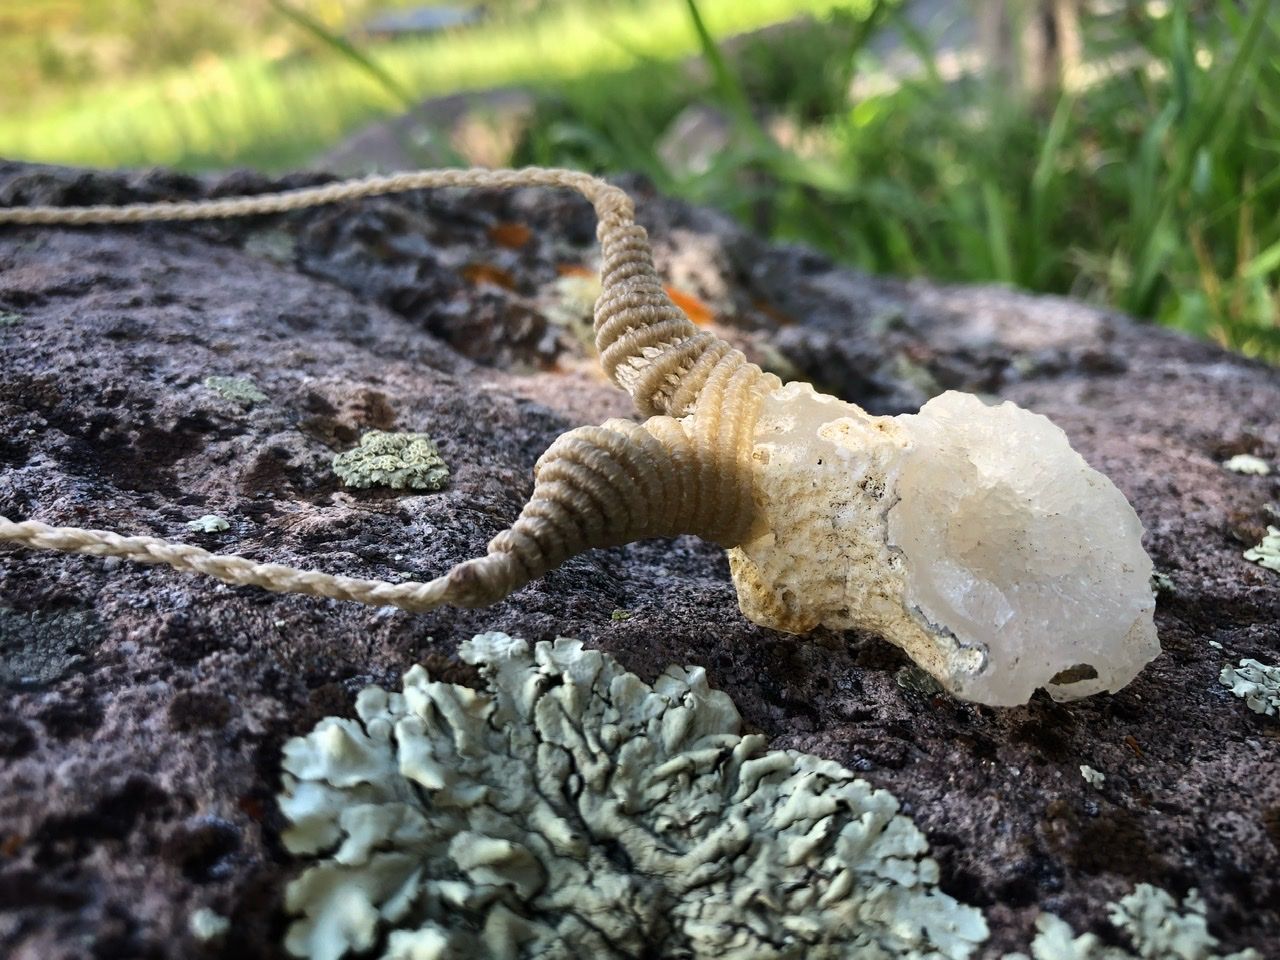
(977, 0, 1084, 98)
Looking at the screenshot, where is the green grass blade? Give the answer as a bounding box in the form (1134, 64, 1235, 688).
(982, 181, 1014, 283)
(1127, 0, 1273, 313)
(1242, 238, 1280, 279)
(266, 0, 413, 108)
(1027, 93, 1075, 285)
(682, 0, 756, 126)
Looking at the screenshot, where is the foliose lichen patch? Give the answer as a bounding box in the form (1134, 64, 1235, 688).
(1221, 454, 1270, 476)
(1220, 659, 1280, 718)
(1004, 884, 1260, 960)
(1243, 526, 1280, 573)
(188, 908, 231, 942)
(331, 430, 449, 491)
(278, 633, 988, 960)
(186, 514, 230, 534)
(203, 375, 267, 406)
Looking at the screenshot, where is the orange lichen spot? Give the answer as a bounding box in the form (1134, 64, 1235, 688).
(0, 833, 22, 857)
(665, 286, 714, 326)
(557, 263, 595, 278)
(488, 222, 532, 249)
(1123, 735, 1144, 758)
(461, 263, 518, 290)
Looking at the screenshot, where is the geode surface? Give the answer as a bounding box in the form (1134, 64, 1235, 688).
(732, 386, 1158, 706)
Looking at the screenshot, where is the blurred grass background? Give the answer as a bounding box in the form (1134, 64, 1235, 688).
(2, 0, 1277, 360)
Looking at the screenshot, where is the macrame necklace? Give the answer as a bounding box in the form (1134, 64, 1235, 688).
(0, 166, 1160, 705)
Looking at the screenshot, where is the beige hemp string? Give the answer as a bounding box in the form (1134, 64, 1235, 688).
(0, 167, 779, 612)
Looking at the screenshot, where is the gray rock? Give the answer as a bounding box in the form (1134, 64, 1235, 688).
(0, 161, 1276, 958)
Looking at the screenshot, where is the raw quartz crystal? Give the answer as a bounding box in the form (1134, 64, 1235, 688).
(730, 385, 1159, 706)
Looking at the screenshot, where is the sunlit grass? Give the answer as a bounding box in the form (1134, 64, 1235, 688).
(0, 0, 861, 171)
(4, 0, 1274, 360)
(517, 0, 1280, 360)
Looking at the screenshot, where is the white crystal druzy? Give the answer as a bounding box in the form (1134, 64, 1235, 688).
(730, 385, 1159, 706)
(890, 392, 1158, 704)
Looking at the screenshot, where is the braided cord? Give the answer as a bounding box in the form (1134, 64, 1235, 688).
(0, 165, 778, 612)
(0, 165, 753, 417)
(0, 515, 453, 612)
(0, 401, 766, 612)
(0, 167, 631, 226)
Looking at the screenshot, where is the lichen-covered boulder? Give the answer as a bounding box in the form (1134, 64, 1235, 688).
(0, 161, 1275, 959)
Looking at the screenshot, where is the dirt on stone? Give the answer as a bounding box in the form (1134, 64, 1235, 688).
(0, 161, 1277, 959)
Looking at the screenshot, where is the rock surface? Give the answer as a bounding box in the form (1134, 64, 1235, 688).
(0, 161, 1277, 959)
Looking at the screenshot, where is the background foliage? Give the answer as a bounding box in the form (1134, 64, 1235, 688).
(3, 0, 1277, 359)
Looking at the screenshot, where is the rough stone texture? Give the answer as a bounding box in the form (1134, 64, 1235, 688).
(0, 161, 1276, 959)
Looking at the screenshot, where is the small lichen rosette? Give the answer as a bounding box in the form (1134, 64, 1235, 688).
(730, 386, 1159, 706)
(331, 431, 449, 490)
(278, 633, 988, 960)
(1220, 658, 1280, 717)
(1004, 884, 1261, 960)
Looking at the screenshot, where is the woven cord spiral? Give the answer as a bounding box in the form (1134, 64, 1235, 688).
(0, 166, 777, 612)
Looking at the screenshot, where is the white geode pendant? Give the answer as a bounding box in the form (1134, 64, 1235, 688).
(730, 385, 1159, 706)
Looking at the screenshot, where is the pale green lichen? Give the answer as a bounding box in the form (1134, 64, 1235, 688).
(1009, 913, 1107, 960)
(1150, 571, 1175, 596)
(1243, 526, 1280, 573)
(1219, 658, 1280, 718)
(189, 907, 231, 942)
(278, 633, 988, 960)
(1079, 765, 1105, 789)
(243, 228, 297, 264)
(538, 272, 600, 347)
(0, 310, 22, 327)
(1005, 884, 1260, 960)
(1221, 454, 1270, 476)
(203, 375, 267, 406)
(187, 514, 230, 534)
(332, 431, 449, 491)
(0, 607, 102, 688)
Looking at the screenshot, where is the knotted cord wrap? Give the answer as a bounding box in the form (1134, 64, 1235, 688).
(0, 166, 777, 613)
